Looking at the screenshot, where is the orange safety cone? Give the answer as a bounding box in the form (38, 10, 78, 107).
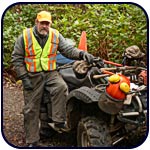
(78, 31, 87, 51)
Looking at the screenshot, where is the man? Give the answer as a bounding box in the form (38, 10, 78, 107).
(12, 11, 94, 147)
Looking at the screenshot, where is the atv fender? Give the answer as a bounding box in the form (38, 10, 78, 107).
(67, 86, 101, 104)
(66, 86, 102, 129)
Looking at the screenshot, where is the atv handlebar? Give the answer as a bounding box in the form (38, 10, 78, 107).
(92, 66, 138, 79)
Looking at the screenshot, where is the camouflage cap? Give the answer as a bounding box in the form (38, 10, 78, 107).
(124, 45, 145, 59)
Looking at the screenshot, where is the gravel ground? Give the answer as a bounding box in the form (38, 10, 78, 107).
(2, 84, 77, 148)
(3, 85, 26, 147)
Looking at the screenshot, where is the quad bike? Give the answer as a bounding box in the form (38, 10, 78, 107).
(66, 61, 147, 147)
(40, 49, 147, 147)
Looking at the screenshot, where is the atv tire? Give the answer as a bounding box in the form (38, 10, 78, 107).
(77, 116, 112, 147)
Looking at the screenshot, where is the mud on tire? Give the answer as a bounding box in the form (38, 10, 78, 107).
(77, 116, 112, 147)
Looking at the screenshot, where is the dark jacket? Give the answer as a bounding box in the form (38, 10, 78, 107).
(12, 26, 81, 78)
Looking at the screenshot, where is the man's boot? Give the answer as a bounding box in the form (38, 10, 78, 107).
(48, 122, 70, 133)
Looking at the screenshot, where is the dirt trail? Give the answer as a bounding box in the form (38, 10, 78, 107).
(2, 84, 76, 148)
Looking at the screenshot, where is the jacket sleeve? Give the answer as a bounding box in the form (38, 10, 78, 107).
(58, 33, 82, 60)
(11, 34, 28, 79)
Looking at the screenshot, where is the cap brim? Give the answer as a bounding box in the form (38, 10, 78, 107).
(38, 18, 52, 23)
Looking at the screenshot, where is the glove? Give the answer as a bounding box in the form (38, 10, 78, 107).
(20, 74, 33, 90)
(96, 59, 104, 68)
(79, 51, 95, 64)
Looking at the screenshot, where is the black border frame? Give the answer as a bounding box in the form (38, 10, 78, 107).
(1, 2, 149, 149)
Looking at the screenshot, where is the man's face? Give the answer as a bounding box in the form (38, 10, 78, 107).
(36, 20, 51, 36)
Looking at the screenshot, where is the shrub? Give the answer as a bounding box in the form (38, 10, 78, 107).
(2, 3, 147, 68)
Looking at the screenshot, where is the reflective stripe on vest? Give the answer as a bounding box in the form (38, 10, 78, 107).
(23, 28, 59, 72)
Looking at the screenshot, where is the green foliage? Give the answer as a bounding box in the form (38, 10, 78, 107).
(3, 3, 147, 68)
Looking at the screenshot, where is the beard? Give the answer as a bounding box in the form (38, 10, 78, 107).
(39, 28, 49, 36)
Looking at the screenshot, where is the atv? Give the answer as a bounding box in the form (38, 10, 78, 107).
(40, 52, 147, 147)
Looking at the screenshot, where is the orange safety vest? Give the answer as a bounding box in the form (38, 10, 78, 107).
(23, 27, 59, 72)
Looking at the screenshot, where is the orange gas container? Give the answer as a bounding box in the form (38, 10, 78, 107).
(106, 74, 130, 100)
